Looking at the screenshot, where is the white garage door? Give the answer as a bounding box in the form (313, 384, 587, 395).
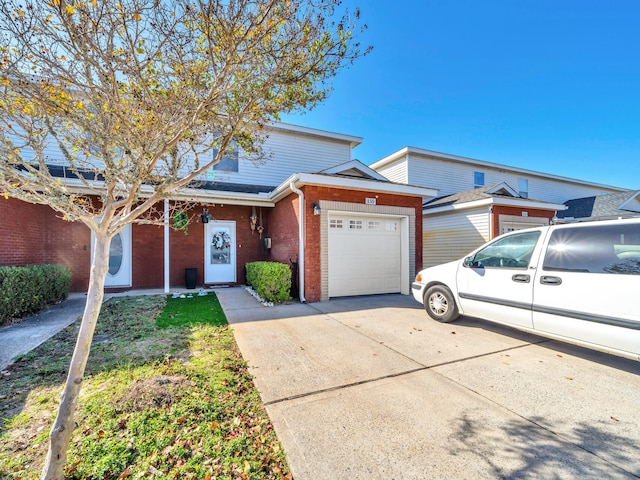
(328, 213, 402, 297)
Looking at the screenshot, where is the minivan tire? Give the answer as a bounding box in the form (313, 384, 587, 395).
(424, 285, 459, 323)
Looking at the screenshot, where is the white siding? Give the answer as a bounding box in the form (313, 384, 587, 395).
(211, 129, 353, 187)
(423, 208, 490, 267)
(9, 125, 355, 188)
(406, 153, 622, 204)
(374, 158, 408, 184)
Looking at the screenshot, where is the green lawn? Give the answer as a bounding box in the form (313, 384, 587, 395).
(0, 293, 291, 479)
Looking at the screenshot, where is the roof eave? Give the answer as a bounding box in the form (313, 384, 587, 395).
(271, 172, 439, 203)
(423, 196, 566, 215)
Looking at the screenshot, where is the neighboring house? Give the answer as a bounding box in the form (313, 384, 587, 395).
(0, 123, 436, 303)
(421, 183, 565, 267)
(370, 146, 629, 267)
(557, 190, 640, 222)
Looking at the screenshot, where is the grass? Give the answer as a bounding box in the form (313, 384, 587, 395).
(156, 293, 227, 328)
(0, 293, 291, 479)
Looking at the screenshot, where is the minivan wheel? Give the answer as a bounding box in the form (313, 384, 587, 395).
(424, 285, 459, 323)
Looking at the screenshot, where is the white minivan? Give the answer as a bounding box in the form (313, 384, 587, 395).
(412, 218, 640, 361)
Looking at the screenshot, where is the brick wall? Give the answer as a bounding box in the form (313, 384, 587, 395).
(271, 186, 424, 303)
(1, 199, 268, 292)
(2, 189, 424, 298)
(44, 210, 91, 291)
(168, 203, 267, 288)
(265, 193, 299, 270)
(491, 205, 556, 238)
(0, 198, 46, 266)
(0, 198, 91, 291)
(132, 223, 164, 289)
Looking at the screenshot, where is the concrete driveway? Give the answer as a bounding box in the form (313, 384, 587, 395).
(217, 288, 640, 479)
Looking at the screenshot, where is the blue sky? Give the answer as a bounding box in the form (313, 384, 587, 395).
(281, 0, 640, 190)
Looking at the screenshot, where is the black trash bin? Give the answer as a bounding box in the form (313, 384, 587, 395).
(185, 268, 197, 289)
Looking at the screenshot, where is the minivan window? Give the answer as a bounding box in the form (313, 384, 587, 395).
(543, 223, 640, 275)
(472, 231, 540, 268)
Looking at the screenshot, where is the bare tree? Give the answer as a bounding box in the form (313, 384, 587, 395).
(0, 1, 368, 477)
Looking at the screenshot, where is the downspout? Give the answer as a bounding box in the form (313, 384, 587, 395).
(289, 179, 306, 303)
(164, 199, 170, 293)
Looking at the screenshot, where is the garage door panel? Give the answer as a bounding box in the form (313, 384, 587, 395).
(328, 213, 403, 298)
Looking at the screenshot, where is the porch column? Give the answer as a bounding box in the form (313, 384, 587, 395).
(164, 199, 170, 293)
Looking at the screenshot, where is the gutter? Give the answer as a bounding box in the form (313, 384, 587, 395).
(289, 177, 306, 303)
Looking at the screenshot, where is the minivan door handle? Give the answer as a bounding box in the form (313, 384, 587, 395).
(540, 276, 562, 285)
(512, 274, 530, 283)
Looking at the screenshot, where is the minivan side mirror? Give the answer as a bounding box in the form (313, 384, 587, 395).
(463, 256, 474, 268)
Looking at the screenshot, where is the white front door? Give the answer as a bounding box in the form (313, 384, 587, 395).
(204, 221, 236, 283)
(100, 224, 132, 287)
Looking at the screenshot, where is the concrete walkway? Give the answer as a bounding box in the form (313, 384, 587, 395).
(0, 287, 196, 371)
(216, 287, 640, 480)
(0, 295, 86, 371)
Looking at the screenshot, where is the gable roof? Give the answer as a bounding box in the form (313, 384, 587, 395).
(423, 182, 565, 214)
(371, 146, 627, 193)
(269, 122, 363, 148)
(557, 190, 640, 220)
(320, 160, 388, 181)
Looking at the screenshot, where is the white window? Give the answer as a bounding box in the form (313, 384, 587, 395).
(386, 221, 398, 231)
(368, 220, 381, 230)
(474, 171, 485, 189)
(349, 219, 363, 230)
(330, 219, 343, 229)
(518, 178, 529, 199)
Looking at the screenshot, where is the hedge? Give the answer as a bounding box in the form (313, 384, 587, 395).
(0, 264, 72, 325)
(245, 261, 291, 304)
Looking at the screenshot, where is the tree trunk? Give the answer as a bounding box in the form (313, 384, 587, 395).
(40, 233, 111, 480)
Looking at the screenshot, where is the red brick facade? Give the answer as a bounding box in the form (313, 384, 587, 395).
(273, 186, 424, 302)
(491, 205, 556, 238)
(1, 187, 424, 302)
(0, 197, 91, 291)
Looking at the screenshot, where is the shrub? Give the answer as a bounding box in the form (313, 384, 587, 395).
(245, 261, 291, 303)
(0, 264, 71, 325)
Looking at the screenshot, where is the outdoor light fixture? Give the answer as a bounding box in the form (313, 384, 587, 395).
(200, 207, 213, 223)
(312, 203, 321, 216)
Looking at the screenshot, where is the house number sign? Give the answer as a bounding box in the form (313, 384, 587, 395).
(365, 197, 377, 205)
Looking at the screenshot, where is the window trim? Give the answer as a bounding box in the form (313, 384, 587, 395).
(473, 171, 485, 189)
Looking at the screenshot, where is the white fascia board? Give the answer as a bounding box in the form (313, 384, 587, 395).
(167, 188, 275, 207)
(491, 196, 567, 210)
(486, 182, 519, 197)
(268, 122, 363, 148)
(373, 146, 626, 192)
(320, 160, 389, 181)
(423, 197, 566, 215)
(369, 147, 410, 171)
(271, 172, 438, 203)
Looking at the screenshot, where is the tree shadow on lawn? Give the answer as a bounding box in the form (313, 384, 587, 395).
(450, 411, 640, 478)
(0, 295, 188, 438)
